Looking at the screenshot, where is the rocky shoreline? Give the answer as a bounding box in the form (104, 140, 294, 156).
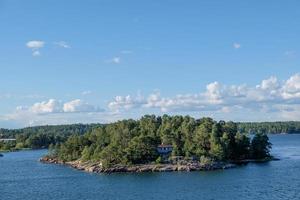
(40, 156, 237, 173)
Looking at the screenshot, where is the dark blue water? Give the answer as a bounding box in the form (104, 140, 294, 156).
(1, 135, 300, 200)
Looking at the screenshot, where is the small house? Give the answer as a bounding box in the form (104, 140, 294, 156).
(157, 144, 173, 155)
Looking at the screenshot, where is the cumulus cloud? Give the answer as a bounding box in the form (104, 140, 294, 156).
(233, 42, 241, 49)
(26, 41, 44, 49)
(15, 99, 103, 115)
(54, 41, 71, 48)
(108, 73, 300, 116)
(282, 74, 300, 99)
(26, 40, 45, 56)
(29, 99, 62, 114)
(108, 95, 145, 111)
(63, 99, 103, 113)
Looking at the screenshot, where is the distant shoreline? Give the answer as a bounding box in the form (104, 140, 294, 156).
(0, 148, 41, 153)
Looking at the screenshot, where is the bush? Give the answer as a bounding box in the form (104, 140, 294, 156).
(200, 156, 213, 165)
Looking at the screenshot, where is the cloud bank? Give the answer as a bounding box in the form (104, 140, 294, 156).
(108, 73, 300, 120)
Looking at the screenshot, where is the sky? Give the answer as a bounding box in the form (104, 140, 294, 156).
(0, 0, 300, 128)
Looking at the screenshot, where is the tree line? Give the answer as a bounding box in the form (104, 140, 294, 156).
(237, 121, 300, 134)
(0, 124, 100, 152)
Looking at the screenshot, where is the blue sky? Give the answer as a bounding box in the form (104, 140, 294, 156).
(0, 0, 300, 128)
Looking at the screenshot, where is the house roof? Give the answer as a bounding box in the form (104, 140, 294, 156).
(157, 144, 173, 148)
(0, 138, 16, 141)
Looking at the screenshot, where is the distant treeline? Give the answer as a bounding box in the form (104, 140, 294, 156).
(0, 124, 101, 151)
(237, 121, 300, 134)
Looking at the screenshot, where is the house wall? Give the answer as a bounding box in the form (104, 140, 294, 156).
(157, 147, 173, 154)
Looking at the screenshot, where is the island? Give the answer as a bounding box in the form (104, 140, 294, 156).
(39, 115, 274, 173)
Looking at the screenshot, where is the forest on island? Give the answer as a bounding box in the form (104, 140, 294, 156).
(46, 115, 272, 168)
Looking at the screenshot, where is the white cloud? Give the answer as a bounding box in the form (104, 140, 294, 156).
(63, 99, 103, 113)
(106, 57, 121, 64)
(108, 73, 300, 116)
(282, 73, 300, 99)
(108, 95, 145, 111)
(233, 42, 241, 49)
(15, 99, 103, 115)
(26, 40, 45, 56)
(54, 41, 71, 48)
(259, 76, 279, 90)
(32, 50, 41, 56)
(26, 41, 45, 49)
(29, 99, 62, 114)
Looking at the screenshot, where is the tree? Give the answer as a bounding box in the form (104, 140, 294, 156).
(81, 145, 95, 161)
(209, 123, 225, 160)
(234, 133, 250, 160)
(125, 135, 158, 164)
(194, 119, 213, 157)
(100, 144, 124, 168)
(251, 133, 272, 159)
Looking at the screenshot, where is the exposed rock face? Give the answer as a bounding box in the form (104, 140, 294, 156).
(40, 156, 63, 164)
(40, 156, 237, 174)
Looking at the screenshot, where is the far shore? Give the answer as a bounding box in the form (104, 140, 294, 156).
(0, 148, 41, 153)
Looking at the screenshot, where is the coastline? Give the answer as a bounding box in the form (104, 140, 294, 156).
(40, 156, 236, 173)
(40, 156, 279, 174)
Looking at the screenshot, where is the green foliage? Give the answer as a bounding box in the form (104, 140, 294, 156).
(200, 156, 213, 165)
(155, 156, 162, 164)
(125, 135, 158, 164)
(234, 133, 250, 160)
(0, 124, 100, 152)
(251, 133, 272, 159)
(100, 144, 124, 168)
(238, 121, 300, 134)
